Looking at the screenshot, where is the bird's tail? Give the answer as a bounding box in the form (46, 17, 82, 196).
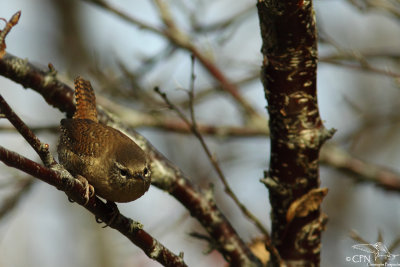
(73, 76, 98, 122)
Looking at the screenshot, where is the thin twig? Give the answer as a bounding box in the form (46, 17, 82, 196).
(0, 178, 34, 220)
(347, 0, 400, 19)
(192, 5, 254, 33)
(188, 54, 196, 127)
(319, 25, 400, 79)
(154, 82, 270, 237)
(87, 0, 260, 119)
(0, 95, 56, 166)
(320, 143, 400, 192)
(0, 11, 21, 57)
(320, 57, 400, 78)
(83, 0, 162, 35)
(177, 72, 260, 108)
(0, 125, 58, 134)
(154, 0, 258, 119)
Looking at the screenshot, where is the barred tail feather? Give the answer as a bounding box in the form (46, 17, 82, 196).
(73, 76, 98, 122)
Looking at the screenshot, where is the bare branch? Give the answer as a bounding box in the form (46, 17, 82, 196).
(154, 85, 270, 241)
(320, 56, 400, 78)
(0, 95, 56, 166)
(0, 54, 75, 116)
(83, 0, 163, 35)
(0, 178, 34, 220)
(97, 95, 269, 138)
(192, 5, 254, 33)
(0, 145, 187, 267)
(257, 0, 333, 265)
(0, 52, 262, 266)
(85, 0, 261, 120)
(320, 144, 400, 192)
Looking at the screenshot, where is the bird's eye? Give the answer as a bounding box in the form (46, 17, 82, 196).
(143, 167, 149, 177)
(119, 169, 128, 178)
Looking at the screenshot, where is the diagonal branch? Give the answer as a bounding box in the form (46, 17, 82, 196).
(0, 94, 56, 165)
(0, 92, 187, 266)
(0, 178, 34, 220)
(0, 52, 262, 266)
(154, 86, 269, 235)
(0, 54, 75, 117)
(0, 146, 187, 267)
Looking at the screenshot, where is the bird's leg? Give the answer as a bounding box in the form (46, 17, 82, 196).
(76, 175, 95, 205)
(95, 201, 119, 228)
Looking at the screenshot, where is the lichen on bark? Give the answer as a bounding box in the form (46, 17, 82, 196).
(257, 0, 334, 265)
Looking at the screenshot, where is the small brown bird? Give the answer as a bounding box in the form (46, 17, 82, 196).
(58, 77, 151, 203)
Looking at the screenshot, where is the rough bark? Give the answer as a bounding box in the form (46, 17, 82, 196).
(257, 1, 334, 266)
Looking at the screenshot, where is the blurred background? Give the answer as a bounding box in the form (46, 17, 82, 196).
(1, 0, 400, 266)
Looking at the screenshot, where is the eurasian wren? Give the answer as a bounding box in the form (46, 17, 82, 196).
(58, 77, 151, 203)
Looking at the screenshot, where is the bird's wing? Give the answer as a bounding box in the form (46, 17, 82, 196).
(60, 119, 104, 157)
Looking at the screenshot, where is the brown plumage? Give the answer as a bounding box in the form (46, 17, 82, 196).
(58, 77, 151, 202)
(73, 77, 98, 122)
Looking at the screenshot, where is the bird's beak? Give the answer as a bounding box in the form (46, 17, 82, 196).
(135, 174, 145, 181)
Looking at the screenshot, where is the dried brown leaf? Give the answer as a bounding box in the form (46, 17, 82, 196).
(286, 187, 328, 223)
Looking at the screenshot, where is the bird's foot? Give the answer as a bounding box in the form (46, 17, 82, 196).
(96, 201, 119, 228)
(76, 175, 95, 205)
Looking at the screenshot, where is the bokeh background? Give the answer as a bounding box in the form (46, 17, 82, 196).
(1, 0, 400, 266)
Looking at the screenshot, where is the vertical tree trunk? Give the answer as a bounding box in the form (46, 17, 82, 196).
(257, 1, 333, 266)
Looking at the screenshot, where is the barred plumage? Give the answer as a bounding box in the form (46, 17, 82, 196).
(73, 76, 98, 122)
(58, 76, 151, 202)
